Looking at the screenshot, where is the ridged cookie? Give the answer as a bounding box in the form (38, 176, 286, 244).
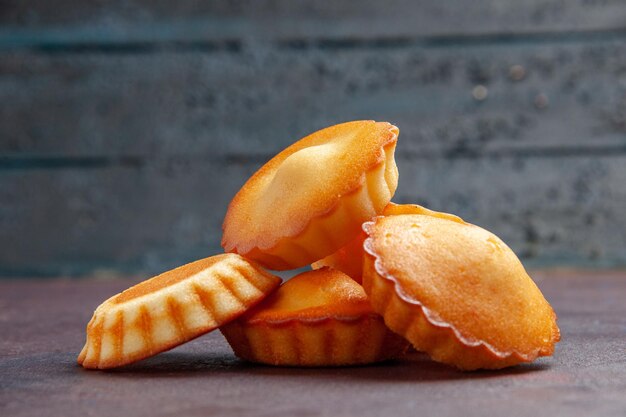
(362, 213, 560, 370)
(222, 121, 399, 270)
(221, 267, 408, 366)
(78, 254, 281, 369)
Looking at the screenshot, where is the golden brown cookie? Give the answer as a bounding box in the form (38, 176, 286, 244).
(311, 229, 367, 283)
(78, 254, 281, 369)
(362, 213, 560, 370)
(220, 267, 408, 366)
(312, 203, 462, 282)
(222, 121, 399, 270)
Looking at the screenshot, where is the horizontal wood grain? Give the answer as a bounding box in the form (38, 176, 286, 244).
(1, 2, 625, 276)
(1, 39, 625, 159)
(2, 0, 626, 46)
(2, 154, 625, 276)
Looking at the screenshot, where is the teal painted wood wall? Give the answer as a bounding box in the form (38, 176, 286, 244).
(2, 1, 626, 276)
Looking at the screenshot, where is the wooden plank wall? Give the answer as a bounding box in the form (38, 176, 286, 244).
(1, 1, 626, 277)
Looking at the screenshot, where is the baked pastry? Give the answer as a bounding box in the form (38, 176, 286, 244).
(78, 254, 281, 369)
(220, 267, 408, 366)
(312, 202, 463, 282)
(222, 120, 399, 270)
(362, 213, 560, 370)
(311, 229, 367, 283)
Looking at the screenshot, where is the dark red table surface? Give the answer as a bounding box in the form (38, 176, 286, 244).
(1, 271, 625, 417)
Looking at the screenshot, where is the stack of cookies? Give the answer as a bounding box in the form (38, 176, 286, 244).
(79, 121, 560, 371)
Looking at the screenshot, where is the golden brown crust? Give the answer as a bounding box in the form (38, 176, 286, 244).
(362, 214, 560, 370)
(312, 203, 463, 283)
(222, 121, 399, 270)
(382, 202, 465, 222)
(113, 256, 224, 303)
(78, 254, 281, 369)
(220, 268, 408, 366)
(311, 231, 367, 283)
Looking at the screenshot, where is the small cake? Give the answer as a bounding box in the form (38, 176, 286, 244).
(222, 121, 399, 270)
(312, 203, 463, 282)
(220, 267, 408, 366)
(310, 230, 367, 283)
(78, 254, 281, 369)
(362, 214, 560, 370)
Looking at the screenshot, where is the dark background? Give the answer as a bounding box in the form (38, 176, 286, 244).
(1, 1, 626, 278)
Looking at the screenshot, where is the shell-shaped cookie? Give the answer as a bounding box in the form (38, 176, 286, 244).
(78, 254, 281, 369)
(362, 213, 560, 370)
(222, 121, 399, 270)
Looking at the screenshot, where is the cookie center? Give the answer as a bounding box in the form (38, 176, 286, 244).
(113, 256, 221, 303)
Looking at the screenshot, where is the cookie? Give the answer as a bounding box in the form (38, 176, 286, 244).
(362, 213, 560, 370)
(221, 267, 408, 366)
(78, 254, 281, 369)
(222, 120, 399, 270)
